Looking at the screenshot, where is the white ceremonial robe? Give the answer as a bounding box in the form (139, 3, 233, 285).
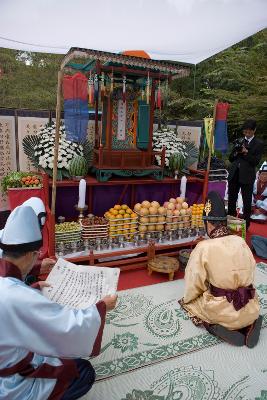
(0, 267, 104, 400)
(251, 182, 267, 220)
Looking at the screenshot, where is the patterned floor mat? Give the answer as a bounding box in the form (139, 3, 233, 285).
(90, 263, 267, 380)
(86, 329, 267, 400)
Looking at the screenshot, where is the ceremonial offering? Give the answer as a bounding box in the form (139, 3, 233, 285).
(55, 222, 82, 244)
(42, 258, 120, 309)
(191, 203, 205, 228)
(105, 204, 138, 239)
(1, 171, 43, 192)
(81, 216, 109, 240)
(135, 200, 166, 234)
(163, 197, 191, 231)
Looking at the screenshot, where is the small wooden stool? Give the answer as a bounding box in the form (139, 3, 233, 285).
(148, 256, 179, 281)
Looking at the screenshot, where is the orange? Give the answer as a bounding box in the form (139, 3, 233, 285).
(131, 213, 137, 219)
(121, 204, 128, 210)
(114, 205, 121, 210)
(126, 208, 132, 214)
(119, 209, 125, 215)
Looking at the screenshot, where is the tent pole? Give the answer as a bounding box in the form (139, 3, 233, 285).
(202, 99, 218, 202)
(51, 70, 63, 217)
(193, 64, 196, 99)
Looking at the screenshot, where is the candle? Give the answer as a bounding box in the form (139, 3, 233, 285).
(180, 175, 187, 198)
(224, 180, 228, 201)
(78, 179, 86, 208)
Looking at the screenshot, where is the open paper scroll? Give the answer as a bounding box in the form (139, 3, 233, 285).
(42, 258, 120, 309)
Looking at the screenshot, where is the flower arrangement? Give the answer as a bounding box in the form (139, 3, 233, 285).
(153, 128, 199, 173)
(23, 123, 93, 180)
(153, 128, 187, 168)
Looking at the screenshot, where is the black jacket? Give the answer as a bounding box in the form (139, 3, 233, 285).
(228, 137, 263, 184)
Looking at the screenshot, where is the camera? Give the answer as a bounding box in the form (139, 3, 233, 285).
(233, 137, 247, 152)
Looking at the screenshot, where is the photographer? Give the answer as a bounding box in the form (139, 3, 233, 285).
(228, 119, 263, 230)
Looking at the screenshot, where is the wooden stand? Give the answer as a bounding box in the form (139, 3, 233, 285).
(64, 238, 200, 270)
(148, 256, 179, 280)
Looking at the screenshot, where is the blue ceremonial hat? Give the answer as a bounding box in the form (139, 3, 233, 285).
(0, 206, 43, 252)
(203, 191, 227, 222)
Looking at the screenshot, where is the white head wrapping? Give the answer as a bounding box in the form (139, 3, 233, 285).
(0, 206, 42, 253)
(22, 197, 46, 227)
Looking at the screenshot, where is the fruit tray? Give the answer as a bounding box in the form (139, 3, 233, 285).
(82, 226, 109, 231)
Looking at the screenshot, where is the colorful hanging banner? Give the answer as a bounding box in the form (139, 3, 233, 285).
(214, 102, 230, 153)
(204, 117, 214, 154)
(63, 72, 89, 143)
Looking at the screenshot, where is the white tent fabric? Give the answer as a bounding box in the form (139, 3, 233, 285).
(0, 0, 266, 64)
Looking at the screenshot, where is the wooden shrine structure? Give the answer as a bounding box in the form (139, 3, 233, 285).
(54, 48, 190, 184)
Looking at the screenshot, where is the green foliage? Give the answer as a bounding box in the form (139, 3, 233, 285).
(1, 171, 28, 193)
(0, 49, 62, 109)
(167, 29, 267, 144)
(169, 153, 185, 172)
(0, 29, 266, 150)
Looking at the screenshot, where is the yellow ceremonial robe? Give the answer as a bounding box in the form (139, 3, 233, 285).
(183, 235, 260, 330)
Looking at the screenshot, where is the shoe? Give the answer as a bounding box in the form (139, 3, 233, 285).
(205, 324, 245, 346)
(245, 315, 263, 348)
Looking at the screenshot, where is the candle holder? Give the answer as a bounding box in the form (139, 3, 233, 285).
(168, 230, 173, 241)
(84, 239, 89, 251)
(58, 216, 65, 224)
(118, 235, 125, 248)
(158, 231, 163, 243)
(95, 238, 102, 251)
(75, 204, 88, 223)
(71, 241, 78, 254)
(107, 238, 113, 250)
(58, 242, 65, 257)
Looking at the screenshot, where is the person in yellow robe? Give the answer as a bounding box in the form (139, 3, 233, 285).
(180, 191, 262, 347)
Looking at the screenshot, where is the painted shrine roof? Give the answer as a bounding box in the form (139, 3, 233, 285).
(62, 47, 191, 78)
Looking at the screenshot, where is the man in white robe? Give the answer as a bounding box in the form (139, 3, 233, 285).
(0, 197, 56, 278)
(251, 161, 267, 222)
(0, 206, 117, 400)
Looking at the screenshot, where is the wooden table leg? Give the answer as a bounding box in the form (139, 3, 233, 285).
(169, 271, 175, 281)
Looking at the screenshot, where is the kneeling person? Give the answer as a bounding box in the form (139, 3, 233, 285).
(179, 191, 262, 347)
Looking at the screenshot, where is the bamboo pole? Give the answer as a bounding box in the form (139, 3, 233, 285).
(51, 70, 63, 216)
(202, 99, 218, 202)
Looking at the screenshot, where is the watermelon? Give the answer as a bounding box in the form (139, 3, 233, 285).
(69, 155, 88, 177)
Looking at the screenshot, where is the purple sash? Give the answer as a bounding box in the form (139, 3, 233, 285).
(210, 284, 255, 311)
